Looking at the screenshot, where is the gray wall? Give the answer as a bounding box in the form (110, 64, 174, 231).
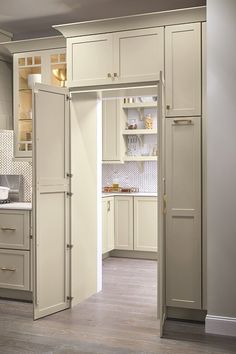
(207, 0, 236, 318)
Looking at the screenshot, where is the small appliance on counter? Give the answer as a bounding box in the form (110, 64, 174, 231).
(0, 175, 24, 202)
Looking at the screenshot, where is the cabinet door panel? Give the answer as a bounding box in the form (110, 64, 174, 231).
(165, 117, 201, 309)
(115, 197, 133, 250)
(107, 198, 114, 252)
(102, 99, 121, 162)
(165, 23, 201, 117)
(102, 199, 107, 254)
(114, 27, 164, 84)
(134, 197, 158, 252)
(68, 34, 113, 87)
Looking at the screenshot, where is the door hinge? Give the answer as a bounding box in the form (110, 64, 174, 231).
(67, 296, 73, 301)
(66, 173, 73, 178)
(66, 244, 74, 249)
(66, 95, 72, 101)
(67, 192, 73, 197)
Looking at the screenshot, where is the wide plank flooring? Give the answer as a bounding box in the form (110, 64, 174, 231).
(0, 257, 235, 353)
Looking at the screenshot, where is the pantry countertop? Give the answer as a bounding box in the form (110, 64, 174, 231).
(102, 192, 157, 197)
(0, 202, 32, 210)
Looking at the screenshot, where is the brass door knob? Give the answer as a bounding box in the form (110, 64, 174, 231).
(107, 73, 112, 78)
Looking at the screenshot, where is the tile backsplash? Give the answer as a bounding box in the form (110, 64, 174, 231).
(102, 161, 157, 193)
(0, 130, 32, 201)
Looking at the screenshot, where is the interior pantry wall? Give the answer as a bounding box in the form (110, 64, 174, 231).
(102, 161, 157, 193)
(0, 130, 32, 201)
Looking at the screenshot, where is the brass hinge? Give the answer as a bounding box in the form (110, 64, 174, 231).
(66, 173, 73, 178)
(67, 192, 73, 197)
(66, 244, 73, 249)
(163, 194, 167, 215)
(67, 296, 73, 301)
(30, 235, 33, 239)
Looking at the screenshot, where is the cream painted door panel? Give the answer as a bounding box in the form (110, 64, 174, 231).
(102, 99, 121, 162)
(165, 23, 201, 117)
(0, 249, 29, 290)
(115, 196, 133, 250)
(68, 34, 113, 87)
(107, 197, 114, 252)
(134, 197, 158, 252)
(165, 117, 201, 309)
(33, 84, 70, 319)
(102, 199, 107, 254)
(113, 27, 164, 84)
(0, 211, 30, 250)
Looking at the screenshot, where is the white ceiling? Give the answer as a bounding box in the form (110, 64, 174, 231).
(0, 0, 206, 40)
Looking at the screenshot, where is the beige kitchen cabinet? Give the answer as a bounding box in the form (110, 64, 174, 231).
(102, 197, 115, 254)
(3, 37, 66, 158)
(67, 27, 164, 87)
(165, 117, 201, 309)
(102, 98, 123, 163)
(134, 197, 158, 252)
(114, 196, 133, 250)
(165, 23, 201, 117)
(13, 48, 66, 158)
(0, 209, 31, 295)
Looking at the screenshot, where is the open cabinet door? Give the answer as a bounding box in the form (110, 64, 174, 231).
(33, 84, 71, 320)
(158, 72, 166, 336)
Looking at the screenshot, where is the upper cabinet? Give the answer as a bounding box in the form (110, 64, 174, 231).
(165, 23, 201, 117)
(67, 27, 164, 87)
(14, 48, 66, 158)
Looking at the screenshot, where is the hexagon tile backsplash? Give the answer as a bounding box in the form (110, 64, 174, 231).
(102, 161, 157, 193)
(0, 130, 32, 202)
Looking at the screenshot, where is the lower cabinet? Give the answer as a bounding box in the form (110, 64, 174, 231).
(114, 196, 158, 252)
(102, 197, 115, 253)
(134, 197, 158, 252)
(0, 210, 32, 297)
(114, 196, 134, 250)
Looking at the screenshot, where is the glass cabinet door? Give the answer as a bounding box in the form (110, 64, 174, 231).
(50, 52, 67, 87)
(17, 54, 42, 155)
(14, 49, 66, 158)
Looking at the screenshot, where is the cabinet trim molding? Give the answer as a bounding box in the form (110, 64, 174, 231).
(54, 7, 206, 38)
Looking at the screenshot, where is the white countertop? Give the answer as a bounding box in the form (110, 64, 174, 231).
(0, 202, 32, 210)
(102, 192, 157, 197)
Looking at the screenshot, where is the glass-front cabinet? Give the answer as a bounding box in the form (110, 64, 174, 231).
(14, 48, 66, 158)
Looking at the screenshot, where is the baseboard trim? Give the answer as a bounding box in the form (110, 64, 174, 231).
(110, 249, 157, 260)
(206, 315, 236, 337)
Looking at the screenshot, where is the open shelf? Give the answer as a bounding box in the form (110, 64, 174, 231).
(123, 156, 158, 162)
(123, 129, 157, 135)
(122, 102, 157, 109)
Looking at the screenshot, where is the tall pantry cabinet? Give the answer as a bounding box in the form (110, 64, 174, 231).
(164, 23, 203, 311)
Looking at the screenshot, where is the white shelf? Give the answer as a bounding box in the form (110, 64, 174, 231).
(122, 102, 157, 109)
(123, 129, 157, 135)
(123, 156, 158, 162)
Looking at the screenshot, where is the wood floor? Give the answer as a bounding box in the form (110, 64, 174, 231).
(0, 257, 236, 354)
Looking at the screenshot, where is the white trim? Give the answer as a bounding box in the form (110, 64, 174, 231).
(206, 315, 236, 337)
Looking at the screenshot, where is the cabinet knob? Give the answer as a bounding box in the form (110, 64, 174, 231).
(113, 73, 118, 78)
(166, 105, 170, 110)
(107, 73, 112, 78)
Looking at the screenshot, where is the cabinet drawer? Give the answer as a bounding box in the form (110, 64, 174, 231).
(0, 211, 30, 250)
(0, 249, 30, 291)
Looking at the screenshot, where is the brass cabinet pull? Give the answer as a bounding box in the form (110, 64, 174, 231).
(113, 72, 118, 78)
(107, 201, 111, 212)
(173, 119, 192, 124)
(1, 267, 16, 272)
(1, 227, 16, 231)
(166, 104, 170, 110)
(163, 194, 167, 215)
(107, 73, 112, 78)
